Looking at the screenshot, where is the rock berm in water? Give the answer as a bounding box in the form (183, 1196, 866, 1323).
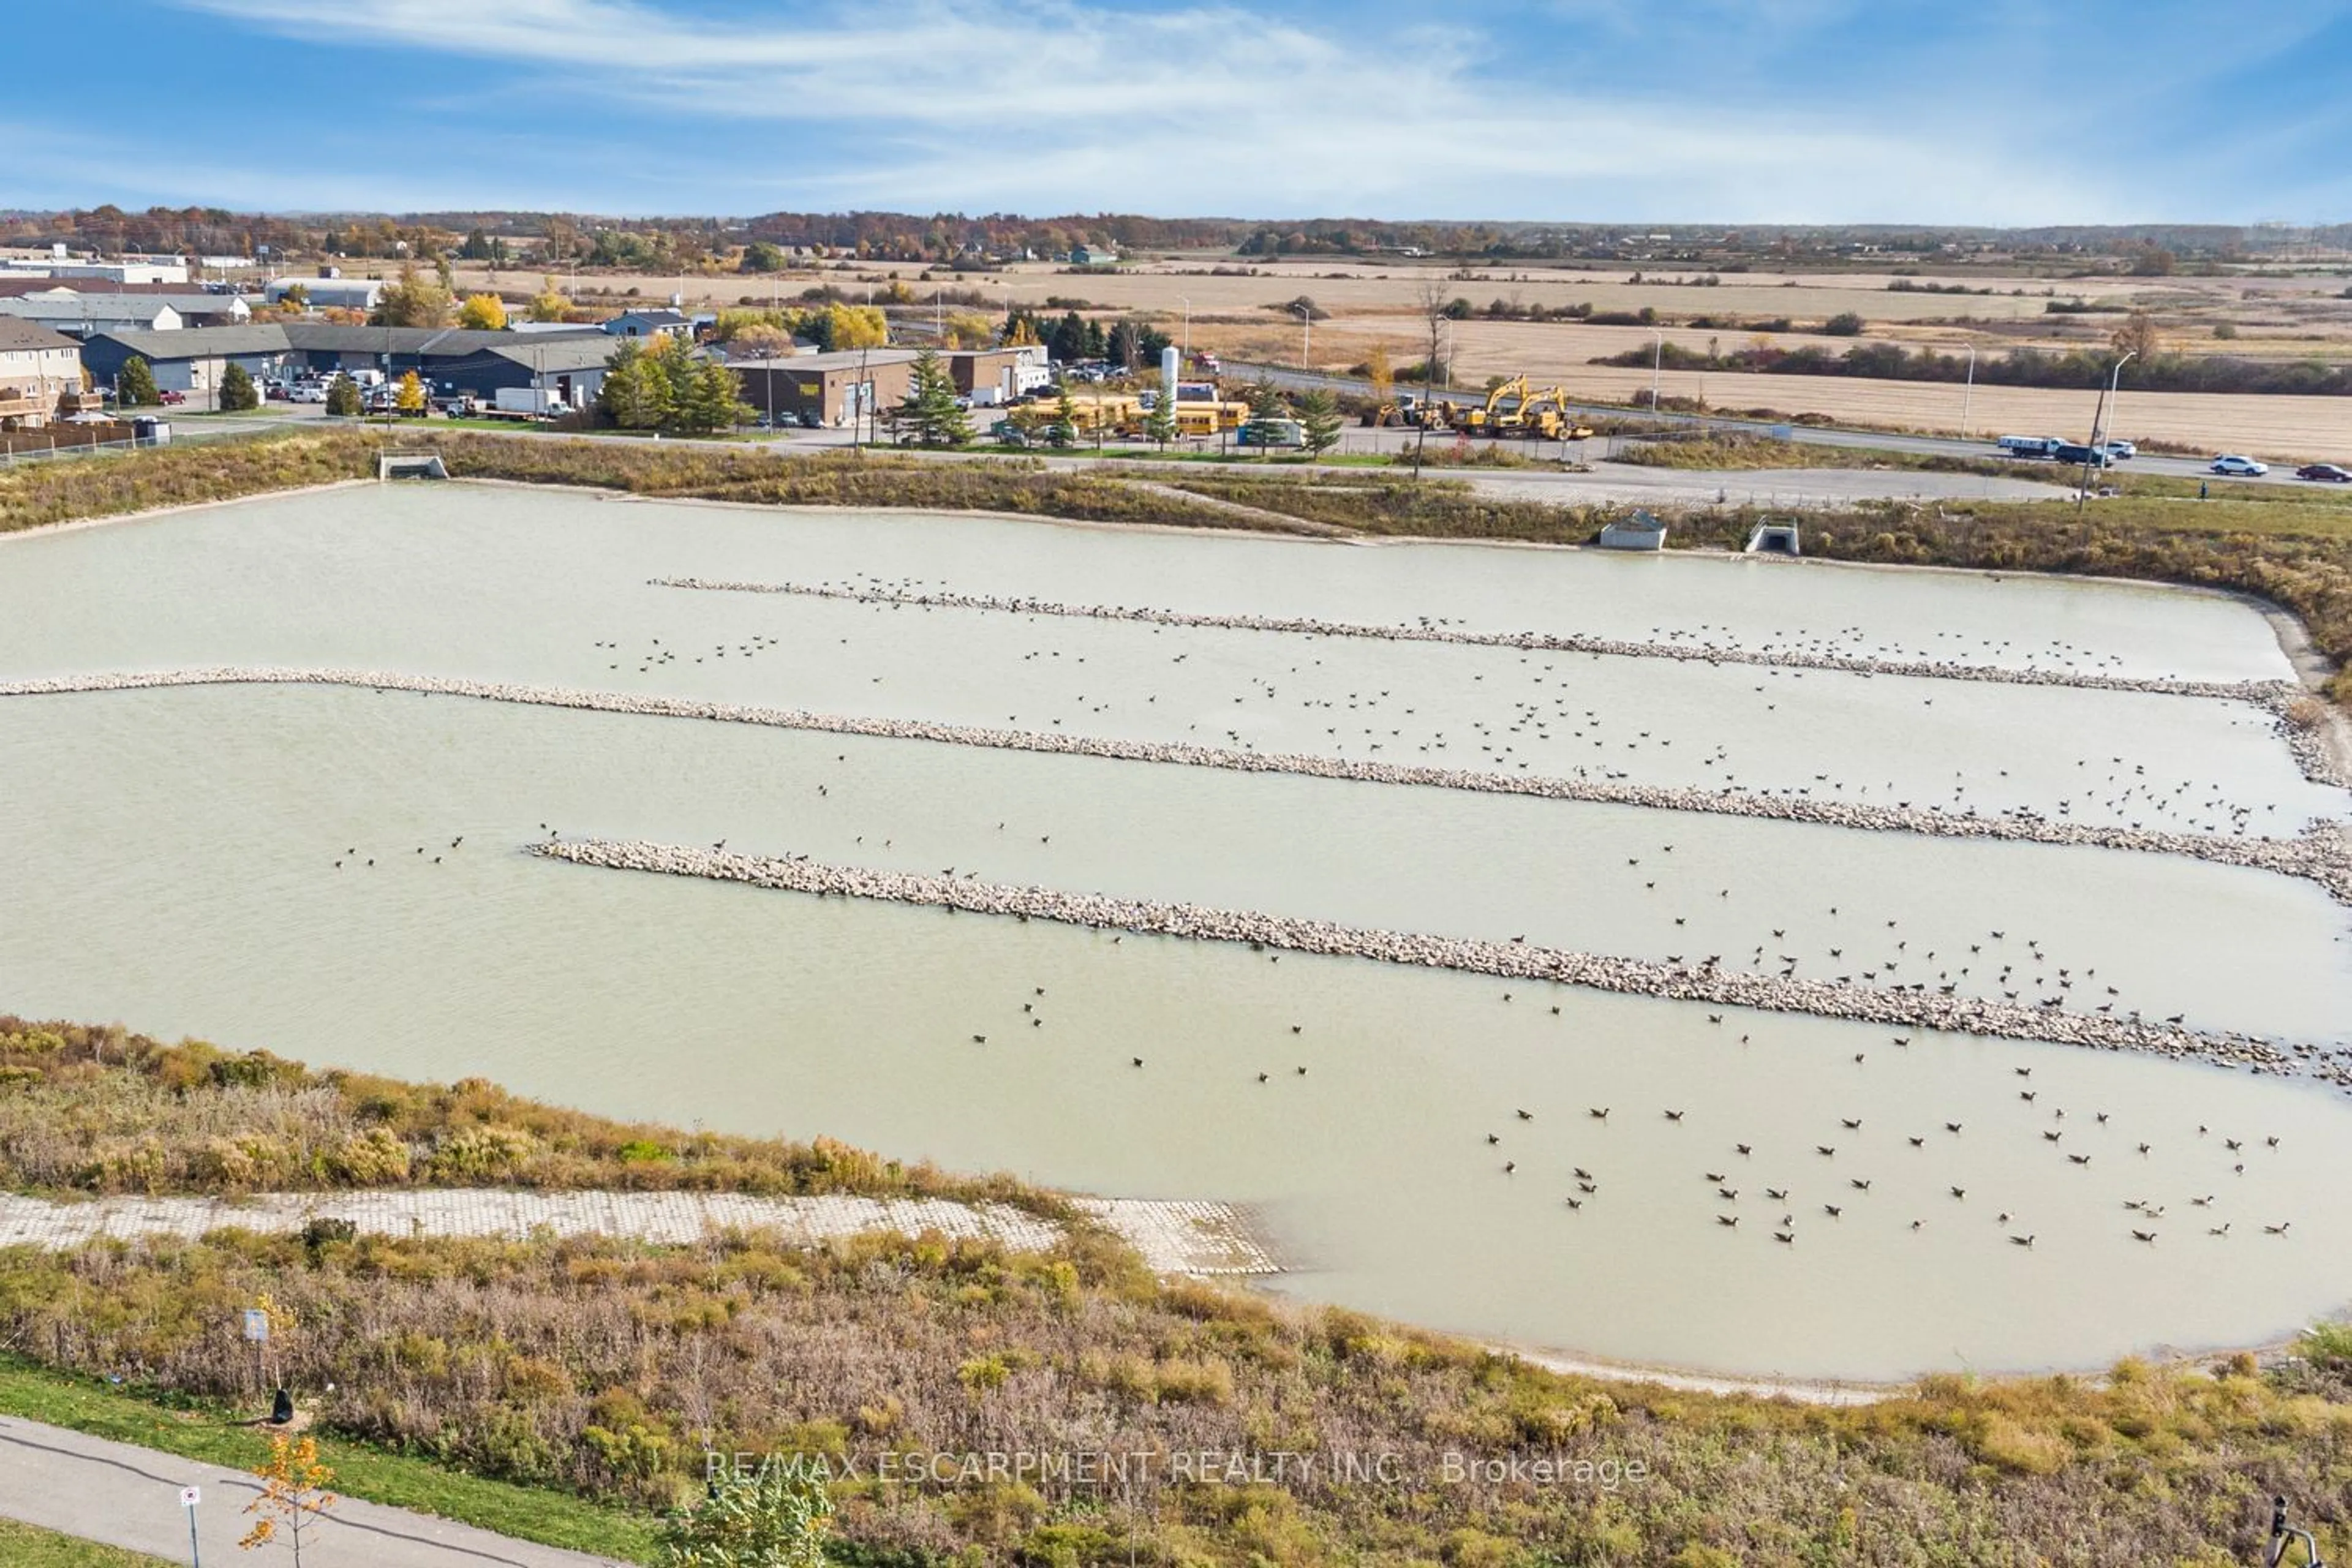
(7, 666, 2347, 907)
(530, 838, 2334, 1084)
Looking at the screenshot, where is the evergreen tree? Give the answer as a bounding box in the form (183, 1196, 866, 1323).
(219, 361, 259, 412)
(598, 341, 675, 429)
(325, 374, 361, 417)
(1046, 385, 1079, 448)
(1298, 388, 1343, 457)
(1144, 396, 1178, 449)
(673, 359, 750, 434)
(1047, 311, 1088, 364)
(1082, 318, 1109, 359)
(1106, 320, 1138, 371)
(114, 355, 159, 408)
(896, 348, 972, 447)
(1246, 378, 1289, 420)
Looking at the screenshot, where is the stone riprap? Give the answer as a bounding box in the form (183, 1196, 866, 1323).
(7, 667, 2348, 905)
(0, 1188, 1279, 1275)
(651, 576, 2350, 791)
(532, 839, 2345, 1085)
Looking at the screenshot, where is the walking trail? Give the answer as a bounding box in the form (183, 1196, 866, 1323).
(0, 1188, 1279, 1275)
(0, 1414, 625, 1567)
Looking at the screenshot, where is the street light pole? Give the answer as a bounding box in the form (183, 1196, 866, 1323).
(1649, 327, 1665, 414)
(1180, 297, 1189, 360)
(1959, 344, 1976, 439)
(2075, 350, 2133, 513)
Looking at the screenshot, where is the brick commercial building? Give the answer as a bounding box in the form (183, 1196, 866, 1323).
(731, 349, 918, 428)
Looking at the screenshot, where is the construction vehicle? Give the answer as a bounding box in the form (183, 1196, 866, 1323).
(1514, 386, 1595, 441)
(1455, 374, 1529, 437)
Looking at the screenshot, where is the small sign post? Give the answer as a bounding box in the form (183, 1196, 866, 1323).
(241, 1308, 269, 1408)
(179, 1484, 201, 1566)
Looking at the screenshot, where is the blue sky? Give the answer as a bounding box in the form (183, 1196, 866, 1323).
(9, 0, 2350, 223)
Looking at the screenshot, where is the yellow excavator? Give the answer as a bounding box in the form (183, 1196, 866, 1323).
(1515, 385, 1594, 441)
(1455, 374, 1529, 437)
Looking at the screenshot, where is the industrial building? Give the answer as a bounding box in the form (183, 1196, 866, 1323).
(78, 323, 614, 406)
(264, 276, 388, 312)
(730, 348, 919, 426)
(0, 293, 184, 337)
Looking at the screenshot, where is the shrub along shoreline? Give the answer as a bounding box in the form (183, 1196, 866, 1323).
(4, 1019, 2352, 1566)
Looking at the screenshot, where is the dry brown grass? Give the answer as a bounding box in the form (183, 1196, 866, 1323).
(0, 1018, 1058, 1213)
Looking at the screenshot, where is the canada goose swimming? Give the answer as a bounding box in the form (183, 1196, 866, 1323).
(1572, 1167, 1593, 1181)
(1735, 1144, 1752, 1156)
(1564, 1197, 1583, 1210)
(1816, 1145, 1836, 1157)
(2264, 1221, 2291, 1235)
(2043, 1131, 2063, 1142)
(1850, 1178, 1872, 1192)
(1841, 1118, 1862, 1130)
(1664, 1109, 1686, 1121)
(1716, 1215, 1739, 1227)
(2069, 1154, 2092, 1165)
(1717, 1187, 1738, 1201)
(1950, 1187, 1966, 1199)
(2130, 1230, 2157, 1243)
(1705, 1172, 1727, 1184)
(1774, 1232, 1795, 1245)
(1765, 1188, 1788, 1202)
(1588, 1107, 1610, 1120)
(1946, 1123, 1963, 1134)
(2010, 1234, 2035, 1248)
(1823, 1205, 1843, 1218)
(1907, 1136, 1925, 1148)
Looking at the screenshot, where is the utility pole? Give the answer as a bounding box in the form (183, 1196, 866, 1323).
(1180, 296, 1189, 359)
(1649, 326, 1665, 415)
(1959, 344, 1976, 439)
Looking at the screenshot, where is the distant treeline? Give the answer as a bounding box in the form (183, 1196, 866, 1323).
(1596, 341, 2352, 396)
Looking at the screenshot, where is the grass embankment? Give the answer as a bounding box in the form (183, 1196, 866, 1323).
(9, 428, 2352, 704)
(0, 1356, 659, 1562)
(6, 1020, 2352, 1564)
(0, 1518, 173, 1567)
(0, 1018, 1055, 1214)
(1606, 432, 2038, 478)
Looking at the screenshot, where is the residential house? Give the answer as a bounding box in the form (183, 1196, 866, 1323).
(0, 317, 84, 428)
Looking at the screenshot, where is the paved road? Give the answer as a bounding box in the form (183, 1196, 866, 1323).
(0, 1414, 626, 1566)
(1227, 360, 2313, 489)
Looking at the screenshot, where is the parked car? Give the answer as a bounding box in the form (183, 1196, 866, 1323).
(157, 390, 186, 405)
(2208, 454, 2269, 477)
(2294, 462, 2350, 483)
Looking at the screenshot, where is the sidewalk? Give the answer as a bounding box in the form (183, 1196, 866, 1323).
(0, 1415, 628, 1567)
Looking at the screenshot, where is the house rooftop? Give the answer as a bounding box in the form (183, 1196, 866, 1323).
(0, 316, 80, 353)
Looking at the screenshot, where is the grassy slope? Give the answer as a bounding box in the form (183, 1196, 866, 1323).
(0, 1518, 174, 1568)
(4, 1023, 2352, 1565)
(0, 1359, 662, 1563)
(0, 1018, 1057, 1213)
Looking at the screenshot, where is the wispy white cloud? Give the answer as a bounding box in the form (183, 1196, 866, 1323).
(159, 0, 2139, 221)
